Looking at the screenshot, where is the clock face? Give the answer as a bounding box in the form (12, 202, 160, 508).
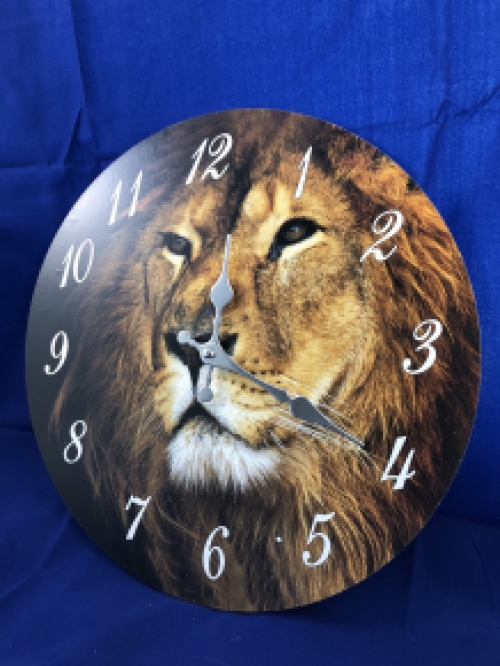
(26, 109, 480, 611)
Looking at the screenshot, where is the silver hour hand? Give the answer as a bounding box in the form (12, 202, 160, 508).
(288, 396, 364, 447)
(176, 334, 364, 448)
(187, 235, 234, 402)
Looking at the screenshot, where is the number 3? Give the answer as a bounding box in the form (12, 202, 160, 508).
(403, 318, 443, 375)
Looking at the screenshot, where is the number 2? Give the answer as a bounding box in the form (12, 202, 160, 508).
(360, 210, 404, 262)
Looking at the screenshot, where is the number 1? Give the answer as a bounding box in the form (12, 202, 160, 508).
(109, 180, 122, 226)
(128, 170, 143, 218)
(295, 146, 312, 199)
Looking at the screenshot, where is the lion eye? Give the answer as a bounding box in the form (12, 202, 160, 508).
(268, 218, 320, 261)
(159, 232, 192, 261)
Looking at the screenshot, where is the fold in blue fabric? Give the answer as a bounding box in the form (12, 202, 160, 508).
(0, 1, 499, 664)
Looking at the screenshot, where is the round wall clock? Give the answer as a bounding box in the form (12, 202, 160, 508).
(26, 109, 480, 611)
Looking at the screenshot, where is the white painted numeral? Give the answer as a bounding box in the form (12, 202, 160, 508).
(302, 511, 335, 567)
(125, 495, 152, 541)
(60, 239, 94, 288)
(295, 146, 312, 199)
(381, 436, 415, 490)
(109, 171, 143, 225)
(63, 420, 86, 464)
(44, 331, 69, 375)
(403, 318, 443, 375)
(186, 134, 233, 185)
(186, 139, 208, 184)
(128, 170, 143, 218)
(202, 525, 230, 580)
(360, 210, 404, 262)
(108, 180, 123, 226)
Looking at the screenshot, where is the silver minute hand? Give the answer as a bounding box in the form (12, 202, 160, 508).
(176, 334, 365, 448)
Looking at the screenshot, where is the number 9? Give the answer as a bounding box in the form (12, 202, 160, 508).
(44, 331, 69, 375)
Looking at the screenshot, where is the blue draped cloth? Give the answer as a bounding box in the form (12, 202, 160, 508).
(1, 1, 498, 663)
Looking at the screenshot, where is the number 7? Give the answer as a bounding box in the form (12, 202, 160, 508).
(125, 495, 151, 540)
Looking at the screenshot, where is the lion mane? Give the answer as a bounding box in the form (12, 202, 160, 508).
(53, 110, 479, 610)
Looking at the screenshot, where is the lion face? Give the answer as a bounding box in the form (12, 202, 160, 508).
(150, 157, 378, 491)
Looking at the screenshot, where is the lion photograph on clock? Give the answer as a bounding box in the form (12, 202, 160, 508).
(53, 110, 479, 611)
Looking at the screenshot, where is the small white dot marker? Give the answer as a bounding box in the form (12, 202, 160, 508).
(275, 536, 283, 543)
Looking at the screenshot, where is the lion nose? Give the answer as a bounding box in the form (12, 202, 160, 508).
(220, 333, 237, 356)
(164, 331, 204, 384)
(165, 330, 239, 385)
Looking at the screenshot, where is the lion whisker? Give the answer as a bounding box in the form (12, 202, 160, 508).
(275, 414, 341, 447)
(316, 402, 353, 425)
(267, 430, 285, 449)
(275, 414, 378, 464)
(277, 373, 354, 425)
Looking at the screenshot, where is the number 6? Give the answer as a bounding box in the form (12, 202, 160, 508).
(202, 525, 230, 580)
(302, 512, 336, 567)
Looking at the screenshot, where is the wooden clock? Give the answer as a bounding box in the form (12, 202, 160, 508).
(26, 109, 480, 611)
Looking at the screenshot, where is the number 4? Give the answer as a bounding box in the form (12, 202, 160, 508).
(381, 436, 415, 490)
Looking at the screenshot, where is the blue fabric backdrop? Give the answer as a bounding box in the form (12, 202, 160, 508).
(1, 1, 499, 664)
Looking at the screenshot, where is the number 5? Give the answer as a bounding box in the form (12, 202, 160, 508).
(302, 512, 336, 567)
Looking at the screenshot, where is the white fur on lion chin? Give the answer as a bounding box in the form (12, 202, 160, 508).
(168, 417, 280, 492)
